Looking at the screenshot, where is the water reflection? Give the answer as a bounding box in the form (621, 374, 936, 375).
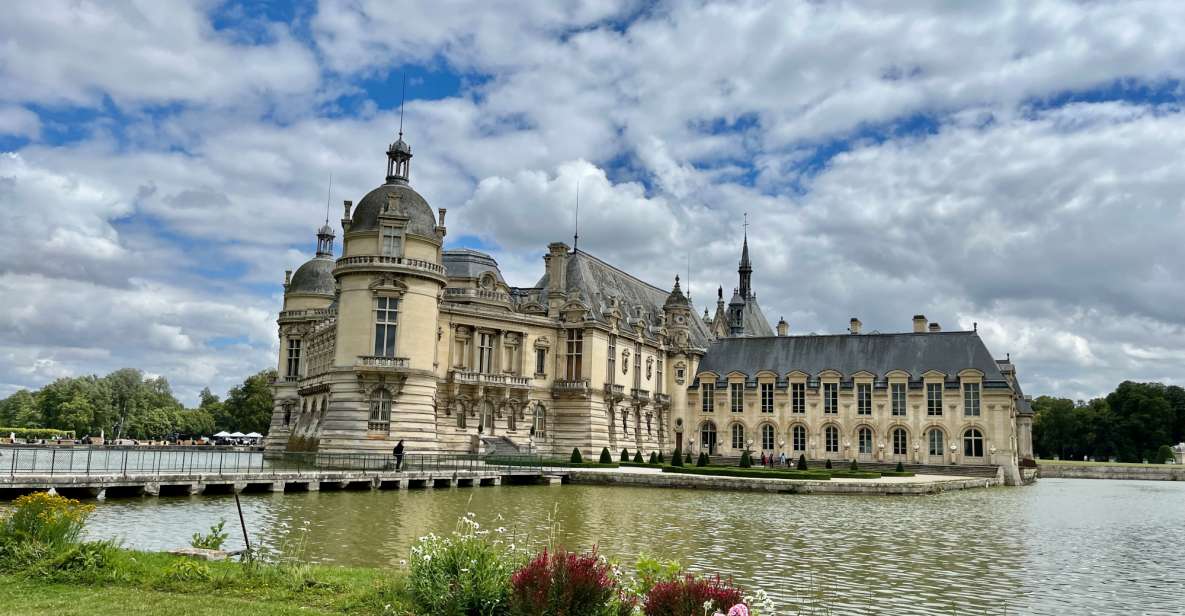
(80, 479, 1185, 615)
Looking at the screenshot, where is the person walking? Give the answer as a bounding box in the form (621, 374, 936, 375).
(393, 439, 405, 471)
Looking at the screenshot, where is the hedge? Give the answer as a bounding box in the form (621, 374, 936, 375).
(879, 471, 915, 477)
(829, 471, 882, 479)
(662, 465, 831, 481)
(1, 428, 75, 439)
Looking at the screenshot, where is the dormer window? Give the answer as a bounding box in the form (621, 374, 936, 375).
(381, 225, 402, 257)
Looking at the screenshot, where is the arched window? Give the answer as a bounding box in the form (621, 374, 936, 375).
(858, 427, 873, 454)
(700, 421, 717, 454)
(457, 402, 467, 429)
(480, 401, 495, 434)
(825, 425, 839, 453)
(622, 407, 629, 434)
(532, 404, 546, 437)
(792, 425, 807, 451)
(507, 405, 517, 431)
(761, 424, 775, 451)
(928, 429, 945, 456)
(731, 423, 746, 450)
(368, 389, 391, 432)
(964, 428, 984, 457)
(892, 428, 908, 455)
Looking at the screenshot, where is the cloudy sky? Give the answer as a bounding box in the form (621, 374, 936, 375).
(2, 0, 1184, 405)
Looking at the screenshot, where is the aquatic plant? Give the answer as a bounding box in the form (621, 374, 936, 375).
(190, 519, 228, 551)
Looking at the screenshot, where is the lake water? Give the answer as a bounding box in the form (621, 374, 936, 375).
(69, 478, 1185, 615)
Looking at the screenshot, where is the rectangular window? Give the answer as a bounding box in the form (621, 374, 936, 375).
(891, 383, 906, 416)
(381, 226, 401, 257)
(791, 383, 805, 414)
(702, 382, 715, 413)
(565, 330, 583, 380)
(760, 383, 774, 413)
(535, 348, 546, 375)
(286, 338, 301, 377)
(730, 383, 744, 413)
(964, 382, 981, 416)
(373, 297, 398, 357)
(655, 358, 664, 394)
(927, 383, 944, 416)
(823, 382, 838, 414)
(607, 335, 616, 384)
(857, 383, 872, 415)
(634, 342, 642, 388)
(478, 333, 494, 373)
(792, 427, 806, 451)
(676, 367, 685, 381)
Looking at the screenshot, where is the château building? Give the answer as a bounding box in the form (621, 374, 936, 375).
(267, 130, 1035, 484)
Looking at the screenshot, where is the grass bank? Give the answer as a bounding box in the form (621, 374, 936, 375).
(0, 548, 414, 616)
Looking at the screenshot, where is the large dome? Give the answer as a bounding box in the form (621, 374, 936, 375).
(351, 182, 437, 238)
(288, 256, 336, 296)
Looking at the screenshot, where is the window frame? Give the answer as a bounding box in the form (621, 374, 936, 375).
(824, 425, 839, 453)
(792, 425, 807, 451)
(760, 382, 774, 413)
(380, 225, 403, 258)
(730, 382, 744, 413)
(535, 348, 547, 376)
(891, 383, 906, 416)
(892, 428, 908, 455)
(761, 423, 775, 450)
(731, 423, 745, 450)
(286, 338, 301, 378)
(823, 382, 838, 414)
(791, 382, 805, 414)
(564, 329, 583, 380)
(928, 429, 945, 456)
(373, 296, 399, 357)
(926, 382, 944, 416)
(477, 332, 495, 373)
(701, 381, 715, 413)
(964, 428, 984, 457)
(856, 382, 872, 415)
(368, 389, 391, 432)
(857, 427, 873, 454)
(963, 382, 981, 417)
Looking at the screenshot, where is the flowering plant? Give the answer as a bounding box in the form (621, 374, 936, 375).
(407, 513, 525, 615)
(643, 573, 745, 616)
(510, 548, 633, 616)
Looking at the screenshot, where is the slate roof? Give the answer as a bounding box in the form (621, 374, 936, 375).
(534, 250, 712, 347)
(740, 300, 775, 337)
(350, 182, 437, 237)
(443, 249, 506, 283)
(288, 256, 335, 296)
(697, 331, 1009, 384)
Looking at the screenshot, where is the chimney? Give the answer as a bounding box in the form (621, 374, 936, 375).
(438, 208, 447, 227)
(929, 322, 941, 333)
(849, 317, 862, 335)
(284, 270, 292, 287)
(341, 200, 353, 232)
(776, 317, 788, 336)
(913, 315, 927, 333)
(545, 242, 570, 317)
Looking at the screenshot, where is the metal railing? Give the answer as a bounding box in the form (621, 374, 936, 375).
(0, 447, 547, 479)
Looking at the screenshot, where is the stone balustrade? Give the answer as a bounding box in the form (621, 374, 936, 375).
(356, 355, 410, 369)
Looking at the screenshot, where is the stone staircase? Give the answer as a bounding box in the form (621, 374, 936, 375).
(480, 436, 520, 455)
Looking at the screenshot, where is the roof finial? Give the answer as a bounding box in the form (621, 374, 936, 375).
(398, 73, 406, 140)
(573, 177, 581, 253)
(324, 172, 333, 226)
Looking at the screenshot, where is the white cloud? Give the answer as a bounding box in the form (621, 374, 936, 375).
(0, 106, 40, 138)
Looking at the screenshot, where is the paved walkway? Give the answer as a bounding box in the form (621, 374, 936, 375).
(566, 465, 992, 495)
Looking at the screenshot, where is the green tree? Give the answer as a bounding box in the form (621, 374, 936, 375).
(1107, 381, 1173, 462)
(219, 370, 275, 434)
(0, 390, 39, 427)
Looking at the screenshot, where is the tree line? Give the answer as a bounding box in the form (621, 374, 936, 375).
(1033, 381, 1185, 462)
(0, 368, 276, 440)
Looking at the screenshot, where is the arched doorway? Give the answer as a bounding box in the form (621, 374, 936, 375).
(480, 400, 495, 434)
(700, 420, 717, 455)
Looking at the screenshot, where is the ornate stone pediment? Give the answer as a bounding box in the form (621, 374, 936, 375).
(369, 275, 409, 295)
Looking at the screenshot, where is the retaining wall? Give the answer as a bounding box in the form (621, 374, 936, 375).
(1038, 463, 1185, 481)
(567, 470, 996, 495)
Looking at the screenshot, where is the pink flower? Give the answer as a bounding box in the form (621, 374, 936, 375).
(728, 605, 750, 616)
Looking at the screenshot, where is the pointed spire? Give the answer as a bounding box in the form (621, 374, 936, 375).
(738, 213, 753, 300)
(316, 176, 336, 257)
(386, 74, 412, 184)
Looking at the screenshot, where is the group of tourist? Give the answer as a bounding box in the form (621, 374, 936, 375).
(759, 451, 791, 467)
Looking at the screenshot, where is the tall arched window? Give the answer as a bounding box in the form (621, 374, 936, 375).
(928, 428, 945, 456)
(480, 401, 495, 434)
(731, 423, 745, 450)
(368, 389, 391, 432)
(857, 427, 873, 454)
(761, 424, 775, 451)
(700, 421, 717, 454)
(825, 425, 839, 453)
(507, 405, 517, 431)
(892, 428, 908, 455)
(457, 402, 467, 429)
(792, 425, 807, 451)
(532, 404, 546, 437)
(964, 428, 984, 457)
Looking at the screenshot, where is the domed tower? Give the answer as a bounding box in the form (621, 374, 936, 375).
(663, 275, 692, 349)
(330, 129, 448, 455)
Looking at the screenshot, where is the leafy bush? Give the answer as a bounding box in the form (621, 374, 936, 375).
(829, 471, 882, 479)
(648, 452, 658, 464)
(0, 492, 94, 551)
(739, 451, 752, 468)
(621, 448, 630, 462)
(684, 451, 692, 464)
(895, 461, 905, 473)
(37, 539, 121, 582)
(599, 447, 613, 464)
(670, 447, 683, 467)
(0, 427, 74, 440)
(509, 549, 630, 616)
(1154, 445, 1175, 464)
(190, 519, 228, 550)
(797, 454, 808, 471)
(628, 554, 682, 597)
(824, 459, 833, 469)
(570, 448, 584, 464)
(696, 452, 709, 467)
(408, 514, 523, 616)
(662, 466, 830, 481)
(163, 558, 212, 583)
(643, 574, 744, 616)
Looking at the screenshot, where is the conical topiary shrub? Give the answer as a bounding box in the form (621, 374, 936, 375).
(850, 459, 859, 471)
(633, 451, 644, 463)
(621, 448, 630, 462)
(570, 448, 583, 464)
(797, 454, 808, 471)
(671, 447, 683, 467)
(649, 451, 658, 464)
(895, 461, 905, 473)
(825, 458, 833, 469)
(599, 447, 612, 464)
(696, 452, 709, 467)
(739, 450, 752, 468)
(657, 451, 665, 463)
(685, 451, 693, 464)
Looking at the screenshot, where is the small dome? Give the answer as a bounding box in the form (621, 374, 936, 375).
(350, 183, 437, 237)
(288, 256, 335, 296)
(389, 137, 411, 155)
(317, 223, 334, 236)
